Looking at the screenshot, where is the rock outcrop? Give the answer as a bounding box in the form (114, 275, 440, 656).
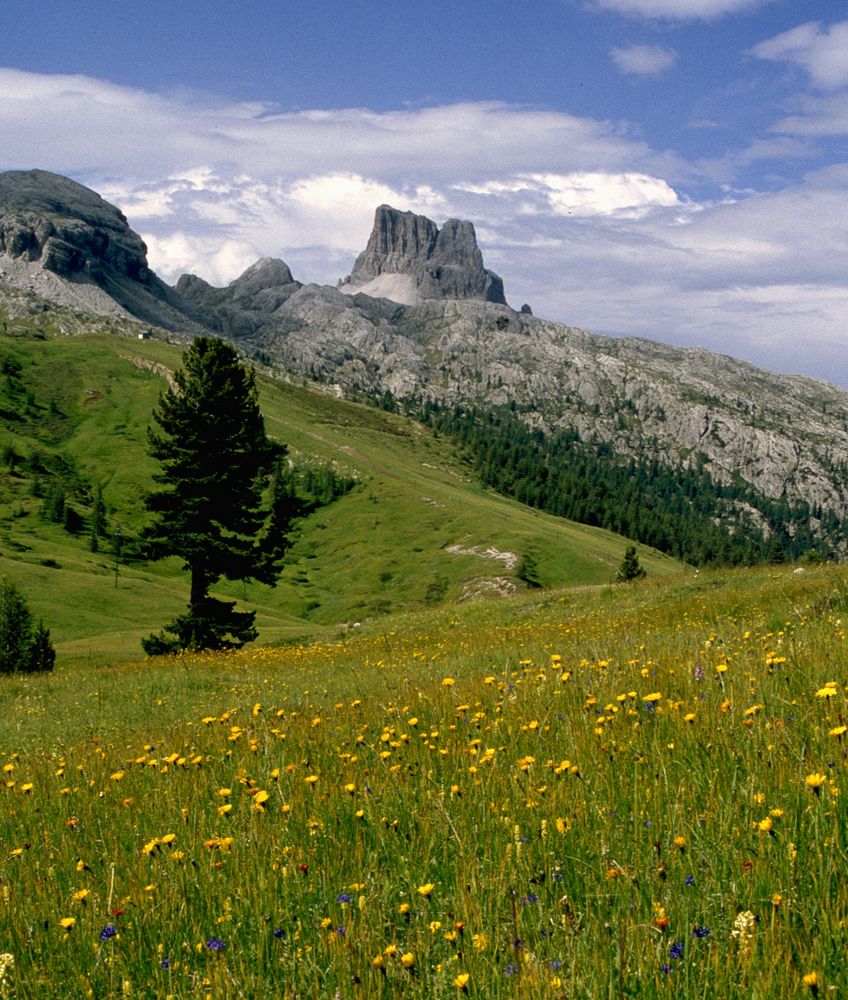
(175, 258, 302, 338)
(0, 169, 150, 284)
(341, 205, 506, 305)
(0, 169, 197, 331)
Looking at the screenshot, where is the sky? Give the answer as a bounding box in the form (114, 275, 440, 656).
(1, 0, 848, 384)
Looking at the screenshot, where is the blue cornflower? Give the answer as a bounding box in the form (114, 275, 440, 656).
(692, 925, 710, 938)
(160, 958, 170, 970)
(661, 963, 672, 974)
(669, 942, 684, 959)
(206, 937, 226, 952)
(685, 875, 695, 886)
(505, 964, 519, 977)
(99, 924, 118, 941)
(337, 893, 352, 904)
(273, 928, 285, 940)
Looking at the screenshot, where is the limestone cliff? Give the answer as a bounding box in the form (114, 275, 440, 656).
(341, 205, 506, 305)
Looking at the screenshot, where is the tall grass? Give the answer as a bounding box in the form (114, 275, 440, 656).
(1, 564, 846, 997)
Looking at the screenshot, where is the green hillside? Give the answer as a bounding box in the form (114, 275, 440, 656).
(0, 318, 683, 659)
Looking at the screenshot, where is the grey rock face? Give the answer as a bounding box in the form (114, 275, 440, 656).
(0, 169, 199, 331)
(175, 257, 302, 338)
(0, 170, 150, 283)
(346, 205, 506, 304)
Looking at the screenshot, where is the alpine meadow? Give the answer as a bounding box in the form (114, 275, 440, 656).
(1, 158, 848, 999)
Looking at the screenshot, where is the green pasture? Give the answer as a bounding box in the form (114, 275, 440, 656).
(0, 564, 846, 997)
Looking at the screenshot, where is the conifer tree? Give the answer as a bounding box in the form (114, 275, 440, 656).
(0, 579, 55, 674)
(142, 337, 292, 654)
(616, 544, 646, 583)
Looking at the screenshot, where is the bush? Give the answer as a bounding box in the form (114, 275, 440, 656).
(0, 578, 55, 673)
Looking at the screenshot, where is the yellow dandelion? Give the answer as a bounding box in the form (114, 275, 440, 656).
(805, 773, 826, 792)
(417, 883, 435, 898)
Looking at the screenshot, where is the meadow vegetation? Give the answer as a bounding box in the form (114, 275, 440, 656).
(1, 564, 846, 997)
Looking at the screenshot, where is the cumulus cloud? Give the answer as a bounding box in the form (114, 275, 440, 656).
(610, 44, 678, 76)
(588, 0, 768, 21)
(2, 66, 848, 383)
(751, 20, 848, 90)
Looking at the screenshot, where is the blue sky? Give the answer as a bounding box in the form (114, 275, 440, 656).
(2, 1, 848, 383)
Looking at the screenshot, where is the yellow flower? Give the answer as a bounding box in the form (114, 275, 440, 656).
(372, 954, 385, 969)
(802, 971, 819, 990)
(304, 775, 319, 786)
(757, 817, 773, 833)
(59, 917, 76, 931)
(453, 972, 470, 990)
(401, 952, 415, 968)
(472, 932, 488, 951)
(441, 677, 455, 687)
(71, 888, 90, 903)
(417, 883, 435, 898)
(673, 835, 686, 849)
(805, 773, 826, 791)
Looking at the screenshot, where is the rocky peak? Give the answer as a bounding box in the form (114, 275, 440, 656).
(0, 169, 151, 285)
(174, 258, 302, 338)
(343, 205, 506, 305)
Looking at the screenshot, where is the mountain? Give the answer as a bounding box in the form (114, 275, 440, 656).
(0, 326, 682, 657)
(339, 204, 506, 305)
(2, 169, 848, 553)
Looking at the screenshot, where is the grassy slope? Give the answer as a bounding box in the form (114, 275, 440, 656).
(1, 564, 846, 997)
(0, 325, 682, 659)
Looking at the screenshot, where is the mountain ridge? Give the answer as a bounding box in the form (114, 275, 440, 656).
(1, 168, 847, 550)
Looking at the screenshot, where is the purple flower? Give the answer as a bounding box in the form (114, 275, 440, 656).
(669, 942, 684, 959)
(661, 963, 672, 974)
(685, 875, 695, 887)
(206, 937, 226, 952)
(692, 925, 710, 938)
(160, 958, 170, 970)
(336, 893, 352, 904)
(273, 928, 285, 940)
(99, 924, 118, 941)
(505, 964, 519, 977)
(694, 662, 705, 682)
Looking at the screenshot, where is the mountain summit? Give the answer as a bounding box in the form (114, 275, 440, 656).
(0, 168, 193, 330)
(340, 204, 506, 305)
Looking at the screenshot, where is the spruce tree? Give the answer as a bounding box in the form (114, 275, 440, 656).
(0, 579, 55, 674)
(142, 337, 292, 654)
(616, 544, 646, 583)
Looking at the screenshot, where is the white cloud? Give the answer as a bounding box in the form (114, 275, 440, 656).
(610, 44, 677, 76)
(751, 20, 848, 90)
(454, 171, 680, 218)
(2, 67, 848, 384)
(589, 0, 768, 21)
(768, 93, 848, 137)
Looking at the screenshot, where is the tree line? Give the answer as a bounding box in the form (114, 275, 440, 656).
(415, 401, 841, 567)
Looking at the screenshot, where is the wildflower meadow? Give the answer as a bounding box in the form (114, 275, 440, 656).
(1, 564, 846, 997)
